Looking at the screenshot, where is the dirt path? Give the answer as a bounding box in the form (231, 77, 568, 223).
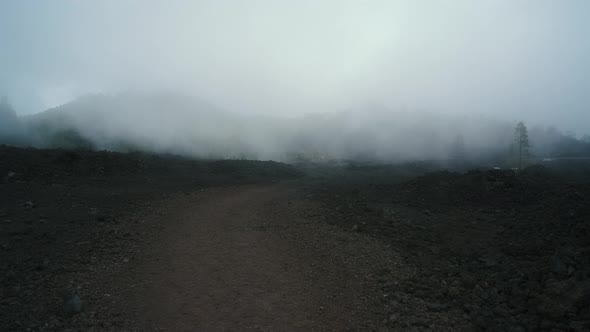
(119, 183, 401, 331)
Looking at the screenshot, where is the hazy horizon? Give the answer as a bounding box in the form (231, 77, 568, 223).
(1, 0, 590, 134)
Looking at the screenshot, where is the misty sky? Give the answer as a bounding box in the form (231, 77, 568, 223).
(1, 0, 589, 133)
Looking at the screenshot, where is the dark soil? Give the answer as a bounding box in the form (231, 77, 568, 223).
(2, 145, 589, 331)
(119, 184, 396, 331)
(0, 146, 299, 331)
(315, 166, 590, 331)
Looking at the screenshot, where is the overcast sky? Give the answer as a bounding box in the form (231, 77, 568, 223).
(1, 0, 589, 133)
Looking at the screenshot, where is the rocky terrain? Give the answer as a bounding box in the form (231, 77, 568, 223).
(315, 166, 590, 331)
(0, 146, 299, 331)
(1, 145, 589, 331)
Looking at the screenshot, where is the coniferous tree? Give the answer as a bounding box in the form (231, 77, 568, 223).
(514, 121, 530, 169)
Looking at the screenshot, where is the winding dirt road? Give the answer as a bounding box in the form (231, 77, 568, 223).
(119, 183, 401, 331)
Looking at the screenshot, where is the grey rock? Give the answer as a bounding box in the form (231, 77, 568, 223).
(550, 255, 567, 274)
(426, 302, 447, 311)
(567, 265, 576, 276)
(62, 289, 81, 316)
(388, 313, 399, 323)
(569, 321, 590, 332)
(23, 201, 35, 210)
(478, 256, 497, 267)
(534, 294, 569, 319)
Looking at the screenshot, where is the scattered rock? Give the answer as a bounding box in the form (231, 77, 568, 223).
(388, 313, 399, 323)
(5, 171, 16, 181)
(551, 255, 568, 274)
(426, 302, 447, 312)
(23, 201, 35, 210)
(62, 289, 82, 317)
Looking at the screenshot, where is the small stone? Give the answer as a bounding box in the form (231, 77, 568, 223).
(569, 321, 589, 332)
(447, 286, 461, 297)
(23, 201, 35, 209)
(62, 289, 82, 316)
(389, 313, 399, 323)
(479, 257, 497, 267)
(426, 302, 447, 312)
(550, 255, 567, 274)
(567, 265, 576, 275)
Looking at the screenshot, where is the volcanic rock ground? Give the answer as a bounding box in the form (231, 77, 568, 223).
(1, 147, 589, 331)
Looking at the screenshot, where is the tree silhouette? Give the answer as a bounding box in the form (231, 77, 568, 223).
(450, 134, 466, 160)
(0, 96, 24, 145)
(514, 121, 530, 169)
(0, 96, 16, 118)
(0, 96, 18, 131)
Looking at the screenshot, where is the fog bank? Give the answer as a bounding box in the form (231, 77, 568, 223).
(1, 1, 589, 133)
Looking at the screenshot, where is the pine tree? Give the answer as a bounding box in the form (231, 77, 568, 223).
(514, 121, 530, 169)
(450, 134, 466, 160)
